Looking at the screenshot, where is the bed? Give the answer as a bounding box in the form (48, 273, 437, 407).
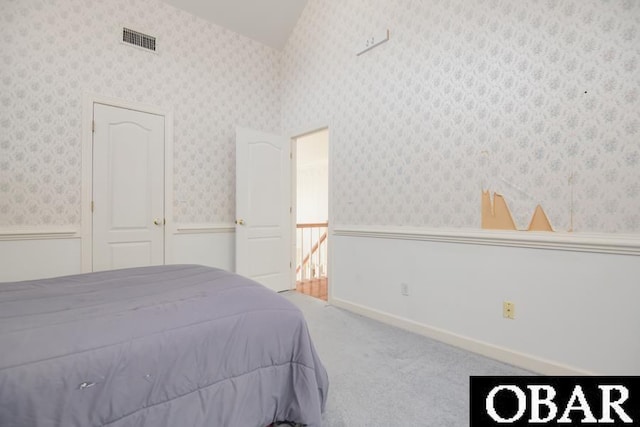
(0, 264, 328, 427)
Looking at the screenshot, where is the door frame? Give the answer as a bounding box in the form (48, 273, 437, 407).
(289, 123, 333, 301)
(80, 93, 174, 272)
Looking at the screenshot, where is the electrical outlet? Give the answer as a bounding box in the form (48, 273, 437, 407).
(503, 301, 515, 319)
(400, 283, 409, 296)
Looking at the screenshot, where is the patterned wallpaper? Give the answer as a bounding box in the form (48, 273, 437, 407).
(281, 0, 640, 233)
(1, 0, 638, 234)
(0, 0, 281, 226)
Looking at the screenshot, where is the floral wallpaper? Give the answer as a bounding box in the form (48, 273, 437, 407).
(281, 0, 640, 233)
(0, 0, 281, 226)
(1, 0, 639, 234)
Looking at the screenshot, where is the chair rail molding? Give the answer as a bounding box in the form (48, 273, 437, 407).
(174, 223, 236, 234)
(0, 227, 79, 241)
(333, 226, 640, 256)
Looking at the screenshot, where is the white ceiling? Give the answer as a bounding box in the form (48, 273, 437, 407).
(162, 0, 308, 50)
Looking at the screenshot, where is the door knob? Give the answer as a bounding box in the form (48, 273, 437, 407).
(153, 218, 163, 226)
(235, 219, 245, 225)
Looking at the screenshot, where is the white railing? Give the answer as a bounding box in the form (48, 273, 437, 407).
(296, 222, 328, 282)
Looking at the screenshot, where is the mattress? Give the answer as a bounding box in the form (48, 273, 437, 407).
(0, 264, 328, 427)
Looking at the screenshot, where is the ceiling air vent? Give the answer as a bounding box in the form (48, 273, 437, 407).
(122, 27, 156, 52)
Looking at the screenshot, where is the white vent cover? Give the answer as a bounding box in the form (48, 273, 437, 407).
(122, 27, 156, 52)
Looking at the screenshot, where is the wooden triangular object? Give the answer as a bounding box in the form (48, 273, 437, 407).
(527, 205, 553, 232)
(482, 191, 517, 230)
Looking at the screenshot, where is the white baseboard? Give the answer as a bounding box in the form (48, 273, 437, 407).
(330, 296, 595, 376)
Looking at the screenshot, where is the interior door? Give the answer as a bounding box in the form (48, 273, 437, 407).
(92, 103, 165, 272)
(236, 127, 292, 292)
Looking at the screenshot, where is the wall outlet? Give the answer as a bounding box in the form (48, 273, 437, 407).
(400, 282, 409, 296)
(503, 301, 515, 319)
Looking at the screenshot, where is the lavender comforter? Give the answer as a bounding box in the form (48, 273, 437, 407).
(0, 265, 328, 427)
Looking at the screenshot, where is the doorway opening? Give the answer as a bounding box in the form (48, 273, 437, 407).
(294, 129, 329, 301)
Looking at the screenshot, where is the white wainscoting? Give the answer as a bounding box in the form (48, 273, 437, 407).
(331, 226, 640, 375)
(0, 224, 236, 283)
(0, 228, 82, 282)
(172, 223, 235, 272)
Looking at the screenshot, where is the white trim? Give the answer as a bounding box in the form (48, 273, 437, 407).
(174, 223, 236, 234)
(326, 127, 334, 302)
(333, 225, 640, 256)
(289, 123, 333, 296)
(81, 94, 93, 272)
(331, 297, 595, 376)
(0, 227, 79, 241)
(164, 112, 175, 263)
(81, 93, 174, 272)
(290, 137, 298, 290)
(286, 121, 331, 141)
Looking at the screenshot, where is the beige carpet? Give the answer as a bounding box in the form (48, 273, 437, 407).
(284, 291, 533, 426)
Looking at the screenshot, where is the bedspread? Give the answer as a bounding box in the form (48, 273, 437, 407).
(0, 264, 328, 427)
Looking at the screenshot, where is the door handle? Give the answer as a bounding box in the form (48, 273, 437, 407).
(153, 218, 163, 226)
(235, 219, 245, 225)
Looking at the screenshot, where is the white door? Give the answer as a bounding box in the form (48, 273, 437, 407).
(92, 103, 165, 272)
(236, 127, 292, 292)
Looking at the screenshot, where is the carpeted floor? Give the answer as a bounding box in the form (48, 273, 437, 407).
(284, 291, 533, 427)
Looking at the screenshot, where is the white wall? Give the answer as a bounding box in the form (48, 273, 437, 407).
(172, 226, 235, 272)
(296, 129, 329, 223)
(332, 230, 640, 375)
(282, 0, 640, 374)
(0, 227, 235, 282)
(0, 236, 81, 281)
